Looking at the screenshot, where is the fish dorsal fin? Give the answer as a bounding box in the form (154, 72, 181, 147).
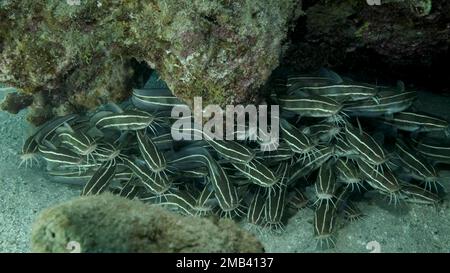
(318, 68, 343, 84)
(42, 139, 57, 150)
(102, 102, 123, 113)
(356, 117, 363, 135)
(55, 122, 75, 134)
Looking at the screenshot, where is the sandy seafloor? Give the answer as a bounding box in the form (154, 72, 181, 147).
(1, 88, 450, 253)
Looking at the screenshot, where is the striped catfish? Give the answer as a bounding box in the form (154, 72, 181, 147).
(35, 114, 79, 144)
(209, 160, 243, 218)
(357, 159, 401, 204)
(232, 159, 278, 189)
(343, 201, 365, 222)
(19, 133, 40, 168)
(395, 141, 439, 189)
(292, 83, 377, 102)
(383, 112, 449, 133)
(287, 75, 340, 91)
(414, 138, 450, 164)
(204, 137, 256, 164)
(287, 187, 309, 210)
(169, 148, 241, 216)
(334, 184, 351, 210)
(123, 157, 172, 195)
(343, 90, 416, 117)
(117, 178, 142, 199)
(47, 168, 96, 185)
(280, 119, 316, 157)
(94, 142, 123, 163)
(154, 191, 197, 215)
(335, 158, 364, 191)
(264, 162, 289, 230)
(81, 160, 117, 196)
(314, 202, 337, 249)
(95, 109, 159, 131)
(247, 187, 267, 227)
(255, 141, 294, 165)
(58, 131, 97, 162)
(151, 132, 174, 150)
(345, 125, 387, 168)
(264, 182, 287, 231)
(399, 184, 441, 205)
(192, 186, 217, 216)
(179, 166, 209, 179)
(288, 145, 334, 184)
(333, 136, 359, 158)
(136, 130, 167, 173)
(302, 123, 342, 143)
(315, 163, 337, 206)
(278, 94, 343, 118)
(132, 88, 185, 111)
(38, 143, 83, 166)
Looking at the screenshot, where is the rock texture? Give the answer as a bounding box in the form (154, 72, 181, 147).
(31, 193, 264, 253)
(0, 0, 301, 124)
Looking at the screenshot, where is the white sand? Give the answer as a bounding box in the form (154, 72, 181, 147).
(0, 89, 79, 252)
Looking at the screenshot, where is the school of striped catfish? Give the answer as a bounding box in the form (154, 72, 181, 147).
(19, 70, 450, 249)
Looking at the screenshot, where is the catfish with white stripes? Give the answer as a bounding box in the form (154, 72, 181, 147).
(280, 118, 317, 160)
(136, 130, 167, 173)
(395, 140, 440, 190)
(123, 157, 172, 195)
(264, 163, 289, 230)
(357, 159, 401, 204)
(247, 186, 267, 227)
(314, 162, 337, 207)
(81, 160, 117, 196)
(335, 158, 364, 191)
(96, 109, 162, 132)
(278, 94, 343, 118)
(345, 124, 388, 170)
(382, 111, 449, 133)
(343, 91, 416, 117)
(413, 138, 450, 164)
(314, 202, 337, 249)
(399, 184, 441, 205)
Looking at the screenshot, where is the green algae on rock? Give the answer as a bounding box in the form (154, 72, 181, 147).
(31, 193, 264, 253)
(0, 0, 301, 124)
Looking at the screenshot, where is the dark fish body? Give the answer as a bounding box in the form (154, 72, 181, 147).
(232, 159, 277, 188)
(136, 130, 167, 172)
(395, 141, 438, 183)
(383, 112, 448, 132)
(95, 110, 155, 131)
(344, 91, 416, 117)
(345, 126, 386, 166)
(279, 94, 342, 117)
(82, 160, 117, 196)
(314, 202, 336, 249)
(247, 187, 267, 226)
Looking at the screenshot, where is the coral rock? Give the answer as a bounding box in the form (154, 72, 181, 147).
(0, 0, 301, 124)
(31, 193, 264, 253)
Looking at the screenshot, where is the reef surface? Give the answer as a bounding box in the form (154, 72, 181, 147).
(0, 0, 301, 124)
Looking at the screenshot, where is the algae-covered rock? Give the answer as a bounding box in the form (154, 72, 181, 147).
(0, 0, 301, 124)
(31, 193, 264, 253)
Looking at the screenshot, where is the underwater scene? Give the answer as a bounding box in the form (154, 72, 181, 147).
(1, 0, 450, 254)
